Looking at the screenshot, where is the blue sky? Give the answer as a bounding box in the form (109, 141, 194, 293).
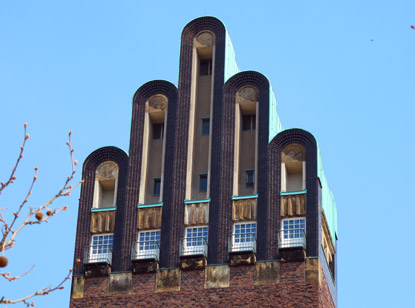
(1, 1, 414, 307)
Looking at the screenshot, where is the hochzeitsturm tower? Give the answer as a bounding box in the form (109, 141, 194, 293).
(70, 16, 338, 308)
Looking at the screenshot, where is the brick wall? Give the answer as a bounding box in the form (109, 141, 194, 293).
(70, 260, 335, 308)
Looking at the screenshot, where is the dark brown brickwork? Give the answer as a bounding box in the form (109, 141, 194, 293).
(127, 80, 178, 270)
(177, 17, 227, 265)
(222, 71, 272, 261)
(71, 261, 334, 308)
(72, 147, 128, 275)
(269, 129, 319, 257)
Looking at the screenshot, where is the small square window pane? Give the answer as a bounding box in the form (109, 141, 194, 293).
(153, 123, 164, 139)
(153, 178, 161, 196)
(246, 170, 255, 188)
(242, 115, 256, 131)
(200, 60, 212, 76)
(199, 174, 208, 192)
(201, 118, 210, 135)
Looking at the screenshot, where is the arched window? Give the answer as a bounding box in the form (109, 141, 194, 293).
(139, 94, 168, 205)
(233, 86, 258, 196)
(281, 144, 306, 192)
(93, 161, 119, 209)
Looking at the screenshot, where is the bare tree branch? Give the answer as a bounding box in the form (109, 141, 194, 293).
(0, 269, 72, 306)
(0, 124, 81, 305)
(0, 123, 29, 195)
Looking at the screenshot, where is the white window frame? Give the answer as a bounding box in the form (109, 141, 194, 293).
(280, 218, 306, 248)
(182, 226, 208, 256)
(135, 230, 161, 260)
(232, 222, 257, 252)
(89, 233, 113, 264)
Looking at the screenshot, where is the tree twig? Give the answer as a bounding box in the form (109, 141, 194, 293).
(0, 125, 81, 306)
(0, 269, 72, 306)
(0, 123, 29, 194)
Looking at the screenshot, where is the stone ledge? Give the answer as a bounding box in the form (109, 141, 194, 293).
(132, 260, 159, 273)
(229, 252, 256, 266)
(156, 268, 181, 292)
(108, 272, 132, 295)
(254, 261, 280, 285)
(84, 263, 111, 277)
(205, 265, 230, 289)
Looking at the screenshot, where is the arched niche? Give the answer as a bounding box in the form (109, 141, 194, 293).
(93, 161, 119, 209)
(281, 143, 306, 192)
(233, 86, 258, 196)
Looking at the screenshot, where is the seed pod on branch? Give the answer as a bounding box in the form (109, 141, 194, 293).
(0, 256, 8, 268)
(35, 212, 44, 221)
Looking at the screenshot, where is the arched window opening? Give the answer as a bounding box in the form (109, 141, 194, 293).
(93, 161, 119, 209)
(185, 31, 215, 201)
(233, 86, 258, 196)
(281, 144, 306, 192)
(139, 94, 168, 205)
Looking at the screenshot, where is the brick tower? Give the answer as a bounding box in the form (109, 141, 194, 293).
(70, 16, 338, 308)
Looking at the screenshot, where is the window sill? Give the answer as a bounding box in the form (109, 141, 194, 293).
(184, 199, 211, 204)
(91, 207, 117, 212)
(137, 202, 163, 208)
(231, 194, 258, 200)
(280, 190, 307, 196)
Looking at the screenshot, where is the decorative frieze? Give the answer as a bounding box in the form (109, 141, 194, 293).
(184, 203, 209, 226)
(280, 194, 306, 217)
(137, 206, 162, 230)
(232, 198, 257, 221)
(90, 211, 116, 233)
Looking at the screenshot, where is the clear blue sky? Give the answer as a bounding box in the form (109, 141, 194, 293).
(1, 1, 414, 307)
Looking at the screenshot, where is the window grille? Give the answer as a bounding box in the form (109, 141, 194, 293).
(229, 222, 257, 253)
(180, 226, 208, 257)
(279, 218, 306, 249)
(132, 230, 161, 261)
(85, 234, 114, 264)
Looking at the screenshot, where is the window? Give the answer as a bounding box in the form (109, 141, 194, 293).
(153, 178, 161, 196)
(89, 234, 113, 264)
(200, 59, 212, 76)
(242, 114, 256, 131)
(153, 123, 164, 139)
(181, 226, 208, 256)
(199, 173, 208, 192)
(93, 161, 118, 209)
(231, 222, 257, 252)
(281, 144, 306, 192)
(134, 230, 161, 260)
(280, 218, 306, 248)
(245, 169, 255, 188)
(201, 117, 210, 135)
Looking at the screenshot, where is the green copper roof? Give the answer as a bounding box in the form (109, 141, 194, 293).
(317, 145, 338, 243)
(224, 29, 239, 82)
(268, 85, 284, 142)
(222, 21, 336, 243)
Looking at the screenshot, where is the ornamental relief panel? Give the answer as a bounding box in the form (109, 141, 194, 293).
(282, 143, 305, 163)
(138, 207, 162, 230)
(280, 194, 306, 217)
(184, 203, 209, 226)
(147, 95, 168, 112)
(91, 211, 116, 234)
(96, 161, 119, 180)
(232, 198, 257, 221)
